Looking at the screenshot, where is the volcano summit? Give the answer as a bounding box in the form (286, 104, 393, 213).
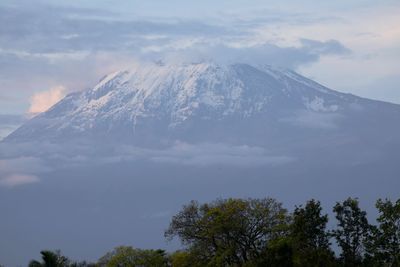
(6, 62, 400, 152)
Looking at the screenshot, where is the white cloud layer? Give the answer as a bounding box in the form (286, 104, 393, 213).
(280, 111, 342, 129)
(0, 141, 294, 188)
(28, 86, 66, 114)
(0, 156, 50, 187)
(147, 142, 294, 166)
(0, 174, 39, 187)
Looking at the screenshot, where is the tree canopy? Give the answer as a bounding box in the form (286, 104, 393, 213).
(24, 196, 400, 267)
(165, 198, 289, 266)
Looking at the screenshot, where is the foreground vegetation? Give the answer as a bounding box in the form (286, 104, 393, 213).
(7, 197, 400, 267)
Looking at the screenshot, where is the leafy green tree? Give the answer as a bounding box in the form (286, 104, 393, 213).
(97, 246, 168, 267)
(28, 250, 70, 267)
(165, 198, 290, 266)
(291, 199, 336, 267)
(332, 198, 372, 267)
(254, 237, 294, 267)
(370, 198, 400, 266)
(169, 250, 204, 267)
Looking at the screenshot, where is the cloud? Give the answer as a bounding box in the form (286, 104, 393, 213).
(117, 142, 295, 166)
(28, 86, 66, 114)
(0, 4, 229, 55)
(280, 111, 342, 129)
(299, 39, 351, 56)
(0, 1, 358, 114)
(0, 140, 294, 171)
(152, 39, 351, 68)
(0, 140, 294, 187)
(0, 156, 50, 187)
(0, 3, 350, 66)
(1, 0, 398, 115)
(0, 174, 39, 187)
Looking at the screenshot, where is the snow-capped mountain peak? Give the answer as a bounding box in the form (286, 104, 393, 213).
(6, 61, 398, 146)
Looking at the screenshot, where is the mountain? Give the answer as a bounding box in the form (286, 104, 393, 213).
(2, 62, 400, 267)
(4, 62, 400, 155)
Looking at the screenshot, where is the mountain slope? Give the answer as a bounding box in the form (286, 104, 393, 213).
(4, 62, 400, 150)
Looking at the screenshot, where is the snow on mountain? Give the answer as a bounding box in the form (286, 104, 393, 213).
(4, 62, 400, 148)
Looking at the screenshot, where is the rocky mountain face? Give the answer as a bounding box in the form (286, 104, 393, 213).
(4, 62, 400, 155)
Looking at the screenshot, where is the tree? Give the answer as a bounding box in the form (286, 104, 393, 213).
(168, 250, 204, 267)
(332, 198, 372, 267)
(255, 237, 294, 267)
(291, 199, 336, 267)
(28, 250, 70, 267)
(165, 198, 290, 266)
(370, 198, 400, 266)
(97, 246, 168, 267)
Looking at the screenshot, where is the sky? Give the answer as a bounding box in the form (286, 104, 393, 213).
(0, 0, 399, 117)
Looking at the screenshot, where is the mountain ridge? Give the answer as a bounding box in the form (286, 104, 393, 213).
(4, 62, 400, 149)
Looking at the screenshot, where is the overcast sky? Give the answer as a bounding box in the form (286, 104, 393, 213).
(0, 0, 399, 115)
